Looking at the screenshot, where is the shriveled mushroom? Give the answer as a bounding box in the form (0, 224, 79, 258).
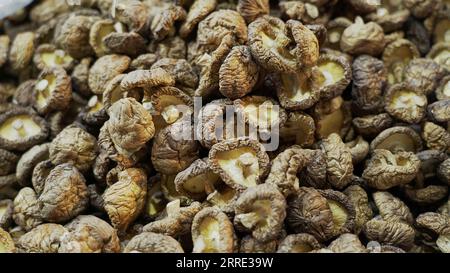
(277, 233, 322, 253)
(124, 232, 184, 253)
(370, 126, 423, 153)
(340, 17, 385, 56)
(320, 133, 353, 189)
(384, 82, 427, 124)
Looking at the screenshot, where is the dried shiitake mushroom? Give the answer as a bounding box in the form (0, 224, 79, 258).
(427, 100, 450, 123)
(38, 163, 89, 223)
(89, 19, 115, 57)
(16, 143, 49, 187)
(279, 112, 315, 147)
(0, 108, 49, 152)
(49, 125, 97, 173)
(142, 200, 202, 237)
(277, 233, 322, 253)
(363, 217, 415, 250)
(151, 4, 186, 41)
(403, 58, 446, 96)
(436, 76, 450, 101)
(0, 227, 15, 253)
(325, 17, 352, 50)
(438, 159, 450, 186)
(340, 17, 385, 56)
(9, 32, 35, 73)
(316, 53, 352, 100)
(219, 46, 259, 99)
(362, 149, 420, 190)
(124, 232, 184, 253)
(0, 35, 9, 68)
(103, 168, 147, 233)
(345, 136, 370, 164)
(103, 32, 147, 57)
(33, 67, 71, 115)
(180, 0, 218, 38)
(121, 68, 175, 91)
(33, 44, 74, 71)
(366, 0, 410, 32)
(370, 126, 423, 153)
(58, 215, 120, 253)
(373, 191, 414, 224)
(240, 235, 278, 253)
(352, 113, 393, 140)
(237, 0, 270, 24)
(383, 39, 420, 85)
(0, 148, 19, 176)
(151, 58, 198, 95)
(384, 83, 427, 124)
(192, 206, 236, 253)
(234, 183, 286, 242)
(174, 158, 221, 201)
(404, 184, 448, 205)
(343, 185, 373, 235)
(351, 55, 386, 114)
(88, 54, 130, 95)
(318, 189, 356, 238)
(206, 182, 240, 215)
(320, 133, 353, 189)
(209, 138, 269, 190)
(421, 122, 450, 152)
(313, 96, 352, 140)
(0, 199, 13, 230)
(327, 233, 368, 253)
(12, 187, 43, 231)
(426, 43, 450, 71)
(15, 223, 65, 253)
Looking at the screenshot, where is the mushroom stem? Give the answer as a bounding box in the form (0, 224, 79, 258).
(236, 212, 260, 229)
(237, 153, 257, 178)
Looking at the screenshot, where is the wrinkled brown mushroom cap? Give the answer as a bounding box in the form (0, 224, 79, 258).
(33, 44, 74, 71)
(373, 191, 413, 224)
(279, 111, 315, 147)
(427, 100, 450, 123)
(88, 54, 131, 95)
(383, 39, 420, 85)
(363, 149, 420, 190)
(0, 227, 15, 253)
(234, 183, 286, 242)
(404, 185, 448, 205)
(0, 108, 49, 152)
(180, 0, 218, 38)
(88, 19, 115, 57)
(415, 212, 449, 236)
(124, 232, 184, 253)
(363, 217, 415, 250)
(0, 199, 13, 229)
(192, 206, 236, 253)
(237, 0, 269, 24)
(345, 136, 369, 164)
(313, 96, 352, 140)
(16, 143, 50, 187)
(366, 2, 410, 32)
(13, 187, 43, 231)
(209, 138, 269, 190)
(277, 233, 322, 253)
(239, 234, 278, 253)
(426, 43, 450, 71)
(343, 185, 373, 235)
(0, 148, 19, 176)
(317, 54, 352, 100)
(328, 233, 367, 253)
(321, 133, 353, 189)
(340, 17, 385, 56)
(404, 58, 446, 95)
(352, 114, 393, 138)
(421, 122, 450, 152)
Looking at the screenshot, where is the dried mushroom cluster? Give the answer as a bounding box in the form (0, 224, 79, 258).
(0, 0, 449, 253)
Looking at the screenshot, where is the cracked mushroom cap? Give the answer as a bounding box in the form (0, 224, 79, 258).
(124, 232, 184, 253)
(208, 138, 269, 191)
(192, 206, 236, 253)
(248, 16, 299, 73)
(328, 233, 368, 253)
(180, 0, 218, 38)
(366, 0, 410, 32)
(276, 233, 322, 253)
(106, 98, 155, 157)
(383, 39, 420, 85)
(363, 217, 415, 250)
(151, 118, 199, 175)
(0, 199, 13, 229)
(373, 191, 414, 224)
(58, 215, 120, 253)
(219, 46, 259, 100)
(275, 66, 322, 111)
(38, 163, 89, 223)
(286, 187, 334, 241)
(0, 228, 15, 253)
(279, 111, 315, 147)
(313, 96, 352, 140)
(12, 187, 43, 231)
(0, 108, 49, 152)
(343, 185, 373, 235)
(421, 122, 450, 152)
(49, 125, 97, 173)
(16, 143, 49, 187)
(88, 54, 131, 95)
(362, 149, 420, 190)
(234, 183, 286, 242)
(316, 54, 352, 100)
(33, 67, 72, 115)
(265, 145, 309, 197)
(404, 58, 446, 96)
(384, 82, 427, 124)
(370, 126, 423, 153)
(142, 200, 202, 237)
(16, 223, 66, 253)
(103, 168, 147, 233)
(174, 158, 221, 201)
(320, 133, 353, 190)
(340, 16, 385, 56)
(33, 44, 74, 71)
(351, 55, 387, 114)
(415, 212, 449, 236)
